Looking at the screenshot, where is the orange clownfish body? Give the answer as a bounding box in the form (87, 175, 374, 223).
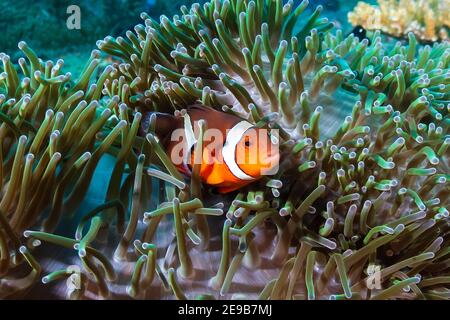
(143, 105, 279, 193)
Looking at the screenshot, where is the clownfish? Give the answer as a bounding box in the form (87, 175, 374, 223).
(141, 105, 280, 193)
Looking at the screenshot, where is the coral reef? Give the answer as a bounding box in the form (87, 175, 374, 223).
(348, 0, 450, 42)
(0, 0, 449, 300)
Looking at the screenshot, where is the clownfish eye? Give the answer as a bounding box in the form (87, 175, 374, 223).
(244, 136, 251, 147)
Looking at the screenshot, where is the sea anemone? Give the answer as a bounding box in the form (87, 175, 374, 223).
(0, 43, 129, 298)
(0, 0, 449, 300)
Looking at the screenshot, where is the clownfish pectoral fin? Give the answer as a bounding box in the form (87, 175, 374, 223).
(202, 152, 225, 185)
(205, 169, 225, 185)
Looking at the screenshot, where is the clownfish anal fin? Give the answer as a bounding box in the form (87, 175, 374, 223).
(216, 185, 242, 194)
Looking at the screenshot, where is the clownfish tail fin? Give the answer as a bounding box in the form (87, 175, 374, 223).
(140, 111, 182, 145)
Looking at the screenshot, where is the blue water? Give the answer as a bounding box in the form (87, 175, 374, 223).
(0, 0, 370, 60)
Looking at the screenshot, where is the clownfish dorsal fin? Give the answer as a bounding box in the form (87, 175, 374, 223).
(187, 104, 217, 113)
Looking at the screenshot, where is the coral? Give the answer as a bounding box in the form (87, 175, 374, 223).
(0, 0, 449, 300)
(348, 0, 450, 42)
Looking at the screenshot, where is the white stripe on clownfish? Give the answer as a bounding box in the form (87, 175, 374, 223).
(182, 113, 256, 182)
(222, 121, 256, 181)
(183, 113, 197, 152)
(179, 112, 196, 174)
